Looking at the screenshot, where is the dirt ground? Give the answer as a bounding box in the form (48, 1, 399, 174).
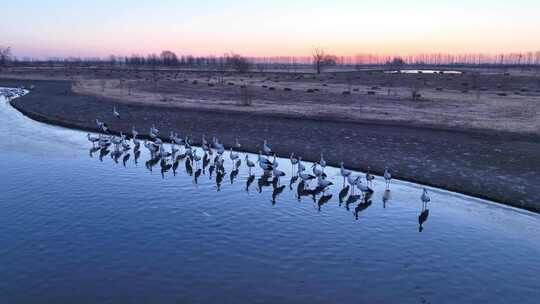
(3, 66, 539, 137)
(1, 76, 539, 212)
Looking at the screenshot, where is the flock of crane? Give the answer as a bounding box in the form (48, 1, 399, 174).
(0, 86, 431, 230)
(87, 106, 433, 230)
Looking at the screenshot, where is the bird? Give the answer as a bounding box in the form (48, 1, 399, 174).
(87, 133, 100, 146)
(366, 168, 375, 186)
(258, 151, 273, 171)
(297, 157, 306, 172)
(317, 175, 333, 189)
(149, 124, 159, 139)
(384, 166, 392, 188)
(229, 148, 239, 162)
(319, 153, 327, 170)
(356, 180, 373, 197)
(347, 174, 360, 186)
(131, 126, 138, 139)
(312, 163, 325, 177)
(421, 188, 431, 204)
(245, 155, 255, 171)
(289, 153, 299, 173)
(299, 171, 316, 182)
(113, 106, 120, 119)
(262, 140, 272, 155)
(272, 168, 286, 179)
(340, 161, 351, 184)
(271, 154, 280, 168)
(235, 138, 242, 149)
(95, 119, 109, 133)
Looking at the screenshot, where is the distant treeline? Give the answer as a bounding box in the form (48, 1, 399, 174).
(5, 49, 540, 70)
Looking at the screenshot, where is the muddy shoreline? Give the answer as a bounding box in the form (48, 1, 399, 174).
(2, 78, 539, 212)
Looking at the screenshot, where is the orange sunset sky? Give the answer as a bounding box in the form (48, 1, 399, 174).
(2, 0, 539, 58)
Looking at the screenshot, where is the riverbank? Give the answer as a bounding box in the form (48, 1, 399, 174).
(2, 78, 539, 212)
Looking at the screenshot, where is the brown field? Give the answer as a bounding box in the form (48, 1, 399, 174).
(3, 66, 539, 136)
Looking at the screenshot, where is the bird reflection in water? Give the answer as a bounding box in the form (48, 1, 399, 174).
(257, 173, 272, 193)
(160, 159, 172, 179)
(89, 146, 101, 158)
(317, 193, 333, 211)
(345, 194, 361, 211)
(289, 175, 299, 190)
(354, 199, 372, 220)
(99, 148, 109, 162)
(230, 168, 239, 184)
(194, 168, 202, 184)
(185, 158, 193, 176)
(134, 150, 141, 164)
(86, 134, 432, 224)
(382, 189, 391, 208)
(271, 185, 286, 205)
(245, 174, 255, 192)
(338, 185, 350, 206)
(215, 170, 225, 191)
(122, 153, 130, 167)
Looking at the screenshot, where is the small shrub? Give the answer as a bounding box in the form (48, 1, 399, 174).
(239, 86, 253, 106)
(268, 87, 275, 91)
(367, 91, 376, 95)
(284, 88, 292, 91)
(307, 89, 315, 93)
(497, 92, 507, 96)
(342, 91, 351, 95)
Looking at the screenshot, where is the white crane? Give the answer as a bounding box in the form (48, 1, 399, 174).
(262, 140, 272, 155)
(113, 106, 120, 119)
(384, 166, 392, 188)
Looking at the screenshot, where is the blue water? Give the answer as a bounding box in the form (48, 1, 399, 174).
(1, 94, 539, 303)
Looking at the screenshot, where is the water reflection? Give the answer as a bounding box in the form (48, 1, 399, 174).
(84, 133, 434, 226)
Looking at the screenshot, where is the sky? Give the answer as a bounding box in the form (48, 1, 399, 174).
(1, 0, 540, 59)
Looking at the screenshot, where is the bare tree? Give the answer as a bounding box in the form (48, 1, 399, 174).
(312, 47, 337, 74)
(239, 85, 253, 106)
(0, 46, 12, 70)
(227, 53, 251, 73)
(160, 50, 179, 66)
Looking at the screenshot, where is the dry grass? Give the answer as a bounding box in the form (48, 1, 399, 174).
(73, 77, 540, 135)
(3, 66, 539, 135)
